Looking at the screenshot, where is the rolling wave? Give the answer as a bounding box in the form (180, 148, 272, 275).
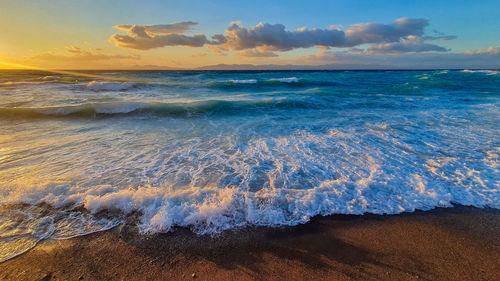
(86, 81, 137, 91)
(0, 98, 320, 119)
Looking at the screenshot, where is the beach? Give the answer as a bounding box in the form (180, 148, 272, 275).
(1, 205, 499, 281)
(1, 70, 499, 279)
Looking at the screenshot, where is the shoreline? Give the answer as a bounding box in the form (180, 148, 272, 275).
(1, 205, 499, 280)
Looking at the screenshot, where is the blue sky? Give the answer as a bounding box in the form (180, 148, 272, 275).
(1, 0, 499, 68)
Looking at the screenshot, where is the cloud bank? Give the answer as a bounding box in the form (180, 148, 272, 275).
(110, 18, 452, 55)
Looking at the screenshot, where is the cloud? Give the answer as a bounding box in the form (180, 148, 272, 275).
(301, 50, 500, 69)
(28, 46, 140, 62)
(316, 45, 330, 51)
(110, 33, 210, 49)
(109, 22, 225, 50)
(238, 49, 278, 57)
(464, 46, 500, 55)
(65, 45, 82, 53)
(223, 22, 345, 51)
(191, 52, 207, 58)
(109, 18, 454, 55)
(223, 18, 438, 52)
(423, 35, 457, 41)
(344, 18, 429, 46)
(113, 22, 198, 37)
(362, 36, 449, 54)
(207, 45, 229, 56)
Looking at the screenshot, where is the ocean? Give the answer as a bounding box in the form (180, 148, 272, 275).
(0, 69, 499, 261)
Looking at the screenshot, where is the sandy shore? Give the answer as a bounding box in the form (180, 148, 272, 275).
(1, 205, 499, 281)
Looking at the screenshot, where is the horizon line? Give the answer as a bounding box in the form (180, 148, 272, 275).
(1, 68, 498, 71)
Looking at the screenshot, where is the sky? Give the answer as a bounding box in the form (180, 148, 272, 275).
(0, 0, 499, 69)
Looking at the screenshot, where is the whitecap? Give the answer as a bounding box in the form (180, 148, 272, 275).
(229, 79, 258, 84)
(268, 77, 299, 83)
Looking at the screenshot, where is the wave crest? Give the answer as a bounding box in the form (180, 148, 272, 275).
(87, 81, 136, 91)
(0, 98, 321, 119)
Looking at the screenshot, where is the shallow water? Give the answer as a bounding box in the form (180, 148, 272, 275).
(0, 69, 499, 261)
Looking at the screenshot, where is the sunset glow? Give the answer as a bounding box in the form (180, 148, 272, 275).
(1, 0, 499, 69)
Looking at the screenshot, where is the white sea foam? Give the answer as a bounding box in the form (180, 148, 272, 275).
(229, 79, 258, 84)
(87, 81, 136, 91)
(269, 77, 299, 83)
(1, 128, 498, 237)
(462, 69, 499, 75)
(0, 205, 121, 262)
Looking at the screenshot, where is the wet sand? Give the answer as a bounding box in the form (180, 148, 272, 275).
(1, 205, 499, 281)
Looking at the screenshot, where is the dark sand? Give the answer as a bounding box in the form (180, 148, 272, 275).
(1, 206, 499, 281)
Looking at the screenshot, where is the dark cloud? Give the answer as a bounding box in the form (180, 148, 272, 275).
(224, 23, 345, 51)
(110, 33, 210, 50)
(363, 36, 449, 54)
(423, 35, 457, 41)
(113, 22, 198, 37)
(224, 18, 436, 51)
(109, 23, 225, 50)
(344, 18, 428, 46)
(210, 34, 227, 44)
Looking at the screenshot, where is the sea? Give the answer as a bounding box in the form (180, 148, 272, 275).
(0, 69, 499, 261)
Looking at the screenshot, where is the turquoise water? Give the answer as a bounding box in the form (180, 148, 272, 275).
(0, 69, 499, 261)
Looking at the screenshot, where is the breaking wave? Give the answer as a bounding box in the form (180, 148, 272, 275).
(0, 98, 324, 119)
(461, 69, 499, 75)
(209, 77, 342, 89)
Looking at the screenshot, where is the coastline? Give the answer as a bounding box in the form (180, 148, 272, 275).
(1, 205, 499, 281)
